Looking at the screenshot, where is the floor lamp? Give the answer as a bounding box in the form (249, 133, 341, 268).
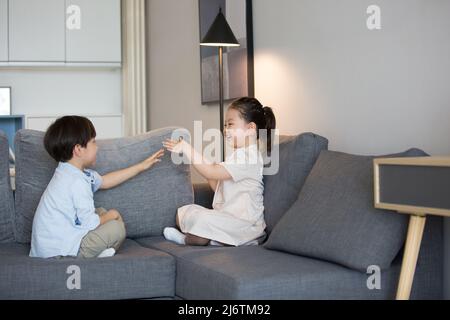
(200, 8, 240, 161)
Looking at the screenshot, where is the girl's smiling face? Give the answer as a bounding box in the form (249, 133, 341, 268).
(224, 108, 257, 149)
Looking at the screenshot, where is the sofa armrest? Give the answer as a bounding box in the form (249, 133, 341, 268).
(193, 183, 214, 209)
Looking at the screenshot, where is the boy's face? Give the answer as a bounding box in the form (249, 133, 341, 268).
(224, 108, 257, 149)
(76, 138, 98, 167)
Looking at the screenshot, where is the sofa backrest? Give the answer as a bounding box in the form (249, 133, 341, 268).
(0, 131, 15, 243)
(14, 127, 194, 243)
(13, 130, 56, 243)
(263, 133, 328, 234)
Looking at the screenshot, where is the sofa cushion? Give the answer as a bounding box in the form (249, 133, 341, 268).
(172, 245, 403, 299)
(264, 148, 428, 271)
(136, 236, 223, 258)
(0, 131, 15, 243)
(91, 128, 193, 238)
(0, 239, 175, 299)
(263, 133, 328, 234)
(13, 130, 57, 243)
(13, 127, 193, 243)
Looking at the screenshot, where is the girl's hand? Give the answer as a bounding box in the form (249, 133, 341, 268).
(163, 138, 188, 154)
(140, 148, 165, 171)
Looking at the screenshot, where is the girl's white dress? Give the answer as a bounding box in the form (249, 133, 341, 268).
(177, 143, 266, 246)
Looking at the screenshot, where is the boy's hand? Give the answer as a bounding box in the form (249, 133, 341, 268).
(140, 149, 165, 171)
(100, 209, 122, 225)
(100, 149, 165, 190)
(108, 209, 123, 221)
(163, 138, 188, 154)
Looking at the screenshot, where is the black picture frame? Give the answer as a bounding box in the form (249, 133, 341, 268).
(199, 0, 254, 104)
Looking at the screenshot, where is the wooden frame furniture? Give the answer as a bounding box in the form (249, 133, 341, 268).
(374, 156, 450, 300)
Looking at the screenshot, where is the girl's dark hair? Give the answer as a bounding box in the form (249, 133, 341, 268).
(44, 116, 96, 162)
(229, 97, 276, 154)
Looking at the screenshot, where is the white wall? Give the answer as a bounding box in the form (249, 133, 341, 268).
(254, 0, 450, 156)
(147, 0, 218, 131)
(253, 0, 450, 298)
(0, 67, 123, 138)
(146, 0, 220, 182)
(146, 0, 450, 297)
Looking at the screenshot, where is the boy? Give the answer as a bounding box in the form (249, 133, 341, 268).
(30, 116, 164, 258)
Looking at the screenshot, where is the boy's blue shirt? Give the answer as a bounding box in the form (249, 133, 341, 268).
(30, 162, 103, 258)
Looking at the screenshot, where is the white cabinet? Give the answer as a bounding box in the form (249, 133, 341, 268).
(0, 0, 8, 61)
(9, 0, 65, 62)
(4, 0, 121, 66)
(65, 0, 121, 63)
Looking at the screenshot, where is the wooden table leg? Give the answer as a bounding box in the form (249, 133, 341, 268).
(396, 214, 427, 300)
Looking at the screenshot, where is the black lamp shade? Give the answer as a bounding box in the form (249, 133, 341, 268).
(200, 9, 240, 47)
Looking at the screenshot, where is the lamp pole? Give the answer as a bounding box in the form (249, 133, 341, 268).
(219, 46, 225, 161)
(200, 7, 239, 161)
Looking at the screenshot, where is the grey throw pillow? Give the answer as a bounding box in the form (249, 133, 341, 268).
(263, 133, 328, 234)
(92, 128, 193, 238)
(14, 127, 193, 243)
(0, 131, 15, 243)
(14, 130, 57, 243)
(264, 148, 428, 271)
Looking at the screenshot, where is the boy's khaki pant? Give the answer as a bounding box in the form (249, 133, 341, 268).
(77, 208, 126, 258)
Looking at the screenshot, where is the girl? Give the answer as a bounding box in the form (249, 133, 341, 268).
(162, 97, 276, 246)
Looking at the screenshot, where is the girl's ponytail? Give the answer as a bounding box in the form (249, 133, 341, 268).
(263, 106, 276, 155)
(229, 97, 277, 155)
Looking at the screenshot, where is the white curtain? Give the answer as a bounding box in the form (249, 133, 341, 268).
(122, 0, 147, 136)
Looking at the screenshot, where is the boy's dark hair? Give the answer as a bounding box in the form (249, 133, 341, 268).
(229, 97, 277, 154)
(44, 116, 96, 162)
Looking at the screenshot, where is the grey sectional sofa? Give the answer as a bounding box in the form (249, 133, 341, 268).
(0, 128, 443, 299)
